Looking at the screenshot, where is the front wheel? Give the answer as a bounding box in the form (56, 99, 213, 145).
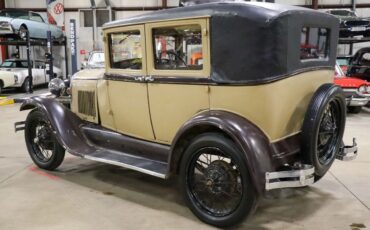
(25, 109, 65, 170)
(18, 25, 28, 39)
(179, 133, 257, 228)
(21, 77, 30, 92)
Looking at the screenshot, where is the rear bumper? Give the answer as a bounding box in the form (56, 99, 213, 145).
(265, 164, 314, 190)
(265, 138, 358, 190)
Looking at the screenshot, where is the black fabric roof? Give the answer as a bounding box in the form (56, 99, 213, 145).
(104, 2, 319, 28)
(104, 2, 339, 84)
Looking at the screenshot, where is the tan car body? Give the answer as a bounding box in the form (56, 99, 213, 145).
(71, 18, 333, 144)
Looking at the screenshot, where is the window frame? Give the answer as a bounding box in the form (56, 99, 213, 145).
(145, 18, 210, 78)
(30, 13, 44, 23)
(104, 25, 147, 76)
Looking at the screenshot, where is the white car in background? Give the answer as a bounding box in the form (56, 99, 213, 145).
(0, 59, 62, 93)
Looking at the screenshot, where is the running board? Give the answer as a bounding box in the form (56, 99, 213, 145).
(82, 150, 168, 179)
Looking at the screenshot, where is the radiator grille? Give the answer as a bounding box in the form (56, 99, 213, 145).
(344, 20, 369, 27)
(78, 91, 96, 117)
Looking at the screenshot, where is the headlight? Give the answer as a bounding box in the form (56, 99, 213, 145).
(14, 75, 18, 84)
(358, 85, 366, 94)
(0, 21, 9, 27)
(366, 85, 370, 93)
(48, 78, 65, 97)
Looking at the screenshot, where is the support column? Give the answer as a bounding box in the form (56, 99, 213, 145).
(312, 0, 319, 9)
(0, 0, 8, 62)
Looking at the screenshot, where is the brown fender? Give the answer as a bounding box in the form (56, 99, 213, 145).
(20, 97, 96, 157)
(170, 110, 276, 195)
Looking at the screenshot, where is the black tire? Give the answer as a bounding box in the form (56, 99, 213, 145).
(348, 106, 362, 114)
(301, 84, 346, 181)
(25, 109, 65, 170)
(21, 77, 30, 92)
(18, 25, 28, 39)
(179, 133, 257, 228)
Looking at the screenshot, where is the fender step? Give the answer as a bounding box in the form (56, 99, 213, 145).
(82, 150, 168, 179)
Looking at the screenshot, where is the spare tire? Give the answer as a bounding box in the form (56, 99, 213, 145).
(301, 83, 346, 181)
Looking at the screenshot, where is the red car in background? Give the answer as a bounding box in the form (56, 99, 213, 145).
(334, 64, 370, 113)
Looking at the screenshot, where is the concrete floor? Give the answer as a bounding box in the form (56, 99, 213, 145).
(0, 104, 369, 230)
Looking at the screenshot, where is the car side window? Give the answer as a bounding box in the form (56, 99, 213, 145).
(152, 24, 203, 70)
(108, 30, 142, 70)
(300, 27, 329, 61)
(30, 13, 44, 23)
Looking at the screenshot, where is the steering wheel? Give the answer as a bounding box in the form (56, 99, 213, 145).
(160, 50, 188, 68)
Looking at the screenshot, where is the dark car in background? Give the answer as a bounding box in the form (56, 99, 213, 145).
(326, 9, 370, 37)
(347, 47, 370, 81)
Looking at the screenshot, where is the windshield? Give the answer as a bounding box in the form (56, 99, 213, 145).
(337, 58, 349, 66)
(335, 63, 345, 77)
(330, 10, 356, 17)
(0, 60, 29, 68)
(88, 52, 105, 67)
(0, 10, 29, 19)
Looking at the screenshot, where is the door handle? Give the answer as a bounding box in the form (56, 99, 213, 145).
(134, 76, 145, 82)
(144, 76, 154, 82)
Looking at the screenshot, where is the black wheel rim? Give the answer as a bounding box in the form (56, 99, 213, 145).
(187, 147, 243, 217)
(317, 99, 341, 165)
(28, 117, 56, 163)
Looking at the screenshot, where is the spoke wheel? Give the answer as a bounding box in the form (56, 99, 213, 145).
(25, 110, 65, 170)
(188, 148, 243, 217)
(180, 133, 257, 228)
(317, 100, 341, 165)
(301, 84, 346, 180)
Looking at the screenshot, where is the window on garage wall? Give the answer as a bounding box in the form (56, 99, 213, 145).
(80, 9, 114, 27)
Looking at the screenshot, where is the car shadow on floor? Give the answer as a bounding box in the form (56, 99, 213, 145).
(0, 84, 48, 97)
(48, 157, 333, 229)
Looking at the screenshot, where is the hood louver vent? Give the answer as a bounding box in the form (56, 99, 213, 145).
(78, 90, 96, 117)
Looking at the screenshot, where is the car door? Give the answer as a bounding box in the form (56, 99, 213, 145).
(145, 19, 210, 144)
(34, 61, 47, 84)
(104, 25, 154, 141)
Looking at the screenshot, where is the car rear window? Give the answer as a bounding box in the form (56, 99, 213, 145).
(300, 27, 329, 61)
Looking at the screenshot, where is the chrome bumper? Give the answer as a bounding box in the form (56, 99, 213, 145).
(266, 139, 358, 190)
(346, 97, 369, 107)
(265, 164, 314, 190)
(337, 138, 358, 161)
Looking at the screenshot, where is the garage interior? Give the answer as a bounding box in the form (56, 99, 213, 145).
(0, 0, 370, 229)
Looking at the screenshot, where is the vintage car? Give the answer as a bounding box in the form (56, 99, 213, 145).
(0, 9, 63, 40)
(15, 2, 358, 227)
(0, 59, 62, 93)
(326, 9, 370, 38)
(347, 47, 370, 81)
(334, 64, 370, 113)
(81, 51, 105, 69)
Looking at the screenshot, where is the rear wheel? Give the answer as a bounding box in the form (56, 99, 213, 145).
(25, 109, 65, 170)
(348, 106, 362, 114)
(301, 84, 346, 181)
(179, 133, 257, 228)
